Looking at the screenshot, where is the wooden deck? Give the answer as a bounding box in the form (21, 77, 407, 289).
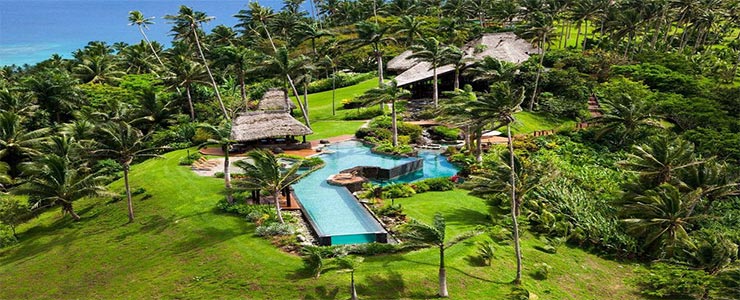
(200, 135, 356, 158)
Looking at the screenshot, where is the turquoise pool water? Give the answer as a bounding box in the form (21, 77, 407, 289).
(292, 141, 459, 244)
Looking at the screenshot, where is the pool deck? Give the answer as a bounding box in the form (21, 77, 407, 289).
(199, 135, 356, 158)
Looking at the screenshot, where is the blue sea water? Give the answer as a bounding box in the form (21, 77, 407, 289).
(0, 0, 308, 66)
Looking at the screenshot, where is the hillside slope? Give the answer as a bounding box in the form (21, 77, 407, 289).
(0, 149, 641, 299)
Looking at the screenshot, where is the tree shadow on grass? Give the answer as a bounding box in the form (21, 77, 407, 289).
(398, 256, 497, 283)
(444, 207, 490, 228)
(303, 286, 340, 300)
(356, 270, 406, 299)
(169, 223, 251, 253)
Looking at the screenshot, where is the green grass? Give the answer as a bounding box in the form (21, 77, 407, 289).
(512, 111, 576, 134)
(291, 79, 377, 140)
(0, 149, 641, 299)
(293, 78, 378, 122)
(306, 120, 366, 140)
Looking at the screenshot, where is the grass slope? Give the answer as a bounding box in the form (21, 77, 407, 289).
(294, 79, 378, 140)
(1, 149, 640, 299)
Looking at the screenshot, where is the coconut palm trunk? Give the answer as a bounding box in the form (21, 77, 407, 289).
(508, 123, 522, 284)
(63, 202, 81, 221)
(391, 99, 398, 146)
(137, 26, 167, 73)
(433, 67, 438, 107)
(439, 245, 448, 297)
(185, 85, 195, 120)
(190, 23, 229, 120)
(223, 146, 233, 204)
(475, 126, 483, 162)
(273, 189, 284, 223)
(350, 270, 358, 300)
(529, 38, 545, 110)
(377, 50, 384, 86)
(262, 23, 312, 128)
(239, 73, 247, 106)
(123, 164, 134, 223)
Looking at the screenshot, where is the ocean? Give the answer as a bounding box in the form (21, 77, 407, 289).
(0, 0, 306, 66)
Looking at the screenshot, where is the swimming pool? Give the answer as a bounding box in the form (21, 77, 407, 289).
(292, 141, 459, 245)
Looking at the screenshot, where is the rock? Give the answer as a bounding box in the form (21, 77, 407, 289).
(297, 234, 306, 242)
(319, 139, 331, 144)
(272, 147, 284, 154)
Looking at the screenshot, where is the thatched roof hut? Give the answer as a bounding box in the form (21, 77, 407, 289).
(230, 88, 311, 142)
(391, 32, 539, 87)
(231, 111, 313, 142)
(257, 88, 296, 111)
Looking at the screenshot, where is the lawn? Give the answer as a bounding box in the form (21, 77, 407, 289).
(0, 149, 641, 299)
(512, 111, 576, 134)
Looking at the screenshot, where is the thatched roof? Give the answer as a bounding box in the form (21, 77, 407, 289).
(392, 32, 539, 87)
(386, 50, 416, 72)
(257, 88, 296, 111)
(231, 110, 313, 142)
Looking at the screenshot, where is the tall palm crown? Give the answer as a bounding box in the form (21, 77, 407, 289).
(592, 94, 662, 146)
(409, 37, 447, 107)
(394, 16, 427, 46)
(359, 80, 411, 147)
(234, 150, 307, 223)
(399, 213, 448, 297)
(164, 5, 229, 120)
(619, 136, 702, 188)
(95, 121, 161, 223)
(14, 154, 108, 221)
(0, 112, 51, 175)
(463, 56, 518, 85)
(440, 45, 473, 90)
(619, 184, 702, 258)
(128, 10, 168, 71)
(165, 55, 209, 120)
(349, 21, 395, 86)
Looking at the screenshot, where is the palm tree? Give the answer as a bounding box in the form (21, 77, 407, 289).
(523, 15, 555, 110)
(165, 55, 209, 120)
(13, 154, 108, 221)
(215, 46, 258, 105)
(73, 54, 126, 85)
(336, 256, 364, 300)
(463, 56, 519, 86)
(23, 70, 81, 123)
(399, 213, 449, 297)
(591, 94, 662, 146)
(234, 150, 307, 223)
(467, 82, 527, 284)
(119, 42, 157, 74)
(0, 88, 37, 118)
(197, 123, 235, 204)
(297, 21, 333, 56)
(618, 136, 702, 188)
(95, 121, 161, 223)
(135, 87, 176, 133)
(164, 6, 229, 120)
(349, 21, 395, 86)
(680, 159, 740, 214)
(259, 47, 314, 126)
(236, 2, 311, 128)
(128, 11, 168, 74)
(409, 37, 447, 107)
(441, 46, 473, 90)
(0, 112, 50, 175)
(359, 80, 411, 147)
(619, 184, 702, 258)
(394, 16, 427, 46)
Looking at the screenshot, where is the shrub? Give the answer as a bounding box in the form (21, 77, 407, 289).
(179, 152, 202, 166)
(299, 157, 324, 169)
(376, 203, 405, 218)
(532, 262, 552, 280)
(374, 142, 413, 155)
(630, 263, 713, 299)
(417, 177, 455, 191)
(0, 224, 18, 248)
(94, 159, 123, 179)
(343, 107, 384, 120)
(431, 126, 461, 140)
(255, 223, 295, 237)
(410, 181, 430, 193)
(477, 240, 496, 266)
(382, 183, 416, 198)
(214, 172, 225, 178)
